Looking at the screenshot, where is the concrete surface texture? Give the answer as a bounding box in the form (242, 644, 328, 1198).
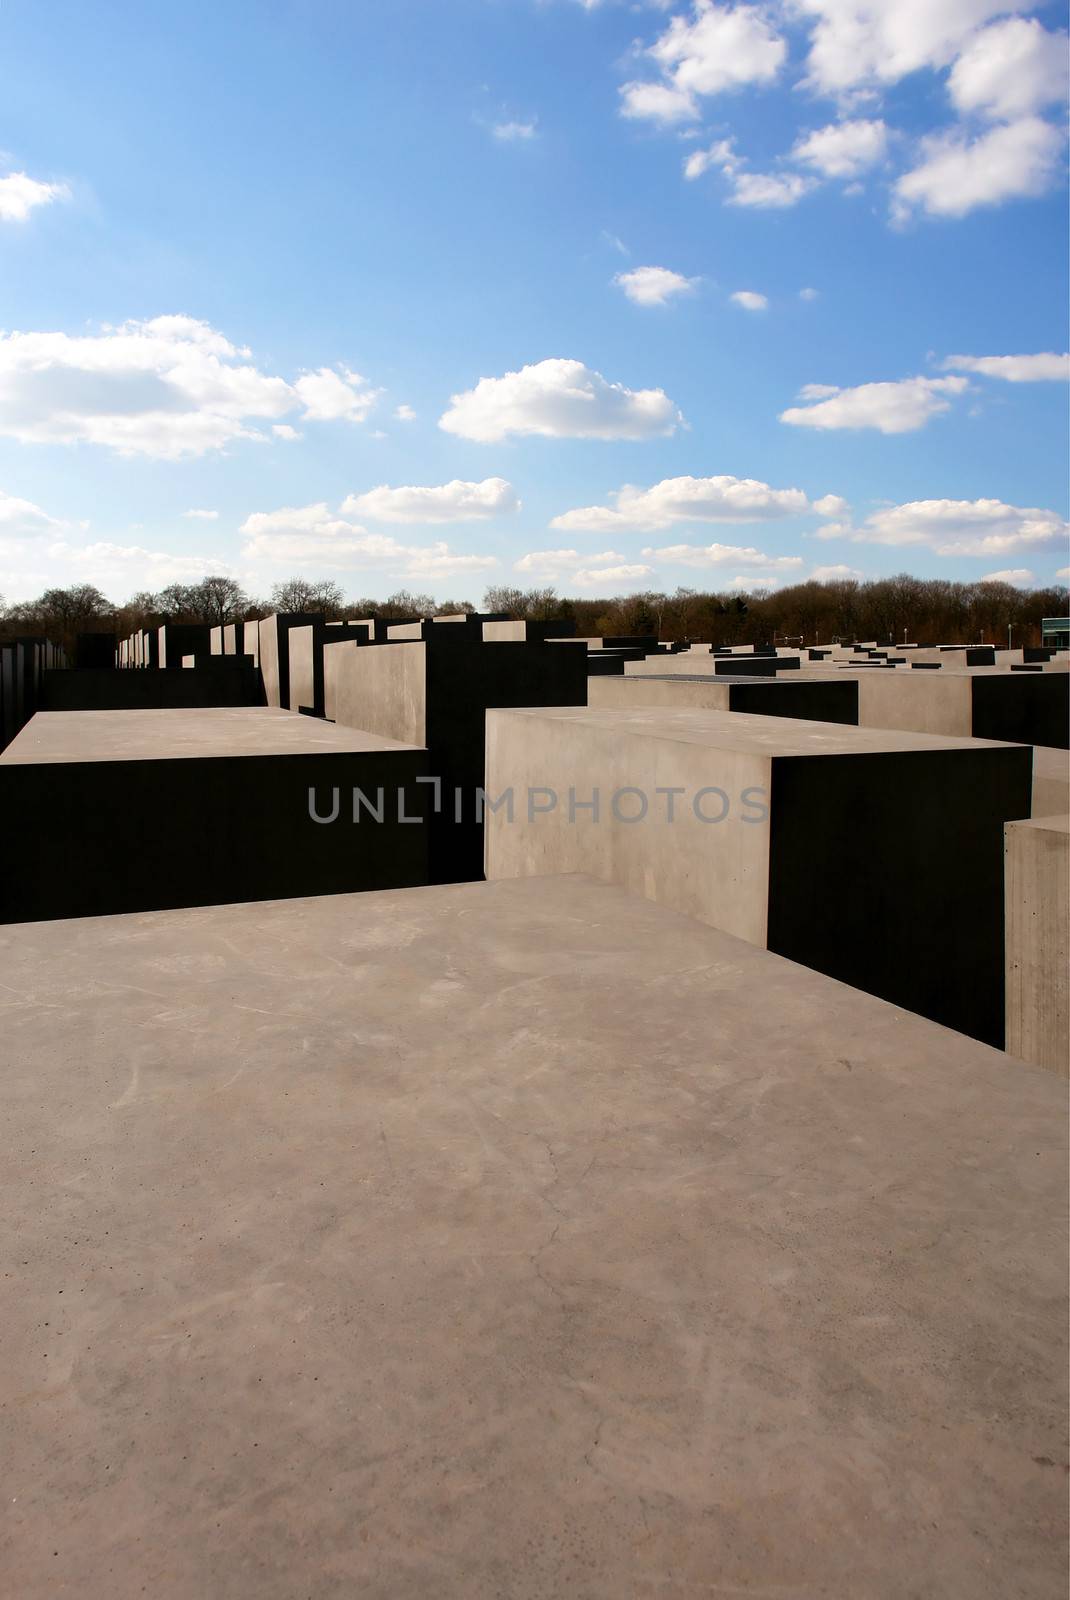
(1005, 813, 1070, 1074)
(484, 705, 1031, 1045)
(257, 612, 323, 708)
(0, 708, 430, 922)
(0, 706, 418, 763)
(1, 872, 1066, 1600)
(38, 665, 264, 712)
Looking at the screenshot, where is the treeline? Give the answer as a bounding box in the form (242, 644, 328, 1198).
(1, 573, 1066, 656)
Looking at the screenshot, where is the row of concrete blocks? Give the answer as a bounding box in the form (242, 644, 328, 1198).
(3, 690, 1064, 1066)
(0, 635, 66, 753)
(612, 659, 1070, 748)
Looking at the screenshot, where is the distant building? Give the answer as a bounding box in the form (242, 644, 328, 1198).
(1041, 616, 1070, 649)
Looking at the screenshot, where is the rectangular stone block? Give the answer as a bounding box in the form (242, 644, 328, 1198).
(1005, 814, 1069, 1074)
(485, 705, 1031, 1045)
(330, 636, 587, 881)
(588, 672, 859, 724)
(0, 707, 429, 921)
(287, 620, 376, 716)
(257, 611, 323, 707)
(854, 668, 1069, 747)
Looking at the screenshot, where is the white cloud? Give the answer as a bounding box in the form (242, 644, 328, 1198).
(851, 498, 1068, 556)
(394, 403, 417, 421)
(615, 265, 698, 306)
(0, 316, 380, 459)
(682, 137, 740, 180)
(792, 119, 888, 179)
(642, 541, 804, 570)
(796, 0, 1035, 98)
(810, 563, 864, 580)
(340, 477, 519, 524)
(799, 286, 820, 301)
(573, 563, 654, 586)
(182, 508, 219, 521)
(648, 1, 787, 99)
(492, 119, 537, 141)
(292, 365, 380, 423)
(730, 290, 768, 311)
(1056, 566, 1070, 580)
(949, 18, 1069, 121)
(551, 474, 812, 534)
(981, 568, 1034, 585)
(0, 172, 69, 222)
(0, 488, 73, 537)
(893, 117, 1063, 221)
(812, 494, 850, 517)
(942, 352, 1070, 383)
(619, 80, 699, 124)
(780, 375, 968, 433)
(727, 171, 813, 208)
(273, 423, 301, 440)
(239, 502, 497, 579)
(439, 357, 683, 442)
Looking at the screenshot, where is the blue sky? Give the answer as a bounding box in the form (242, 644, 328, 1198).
(0, 0, 1067, 603)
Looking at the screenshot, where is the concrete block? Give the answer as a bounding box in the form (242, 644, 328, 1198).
(287, 620, 377, 717)
(485, 705, 1031, 1045)
(0, 708, 430, 921)
(1032, 746, 1070, 816)
(1005, 815, 1069, 1074)
(855, 668, 1068, 747)
(331, 636, 588, 881)
(0, 872, 1065, 1600)
(588, 673, 859, 725)
(157, 623, 212, 669)
(257, 612, 323, 707)
(242, 618, 260, 667)
(39, 664, 263, 711)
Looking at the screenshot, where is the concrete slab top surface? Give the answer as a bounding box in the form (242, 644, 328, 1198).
(1, 874, 1066, 1600)
(1009, 811, 1070, 834)
(491, 703, 1027, 757)
(0, 706, 423, 763)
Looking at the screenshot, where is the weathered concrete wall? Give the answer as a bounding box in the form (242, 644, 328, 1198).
(1005, 814, 1069, 1074)
(257, 613, 323, 708)
(1032, 746, 1070, 816)
(486, 705, 1031, 1045)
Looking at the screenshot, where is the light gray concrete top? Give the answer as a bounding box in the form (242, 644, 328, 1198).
(0, 706, 422, 764)
(491, 703, 1024, 757)
(1008, 812, 1070, 834)
(1, 873, 1066, 1599)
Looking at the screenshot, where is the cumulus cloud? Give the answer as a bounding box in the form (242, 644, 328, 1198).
(514, 548, 654, 588)
(0, 488, 74, 538)
(682, 138, 740, 180)
(619, 80, 699, 124)
(893, 117, 1063, 221)
(340, 477, 519, 524)
(614, 265, 698, 306)
(780, 375, 968, 433)
(942, 352, 1070, 382)
(949, 18, 1069, 121)
(796, 0, 1034, 99)
(394, 403, 417, 421)
(273, 423, 301, 440)
(0, 172, 69, 222)
(727, 171, 813, 208)
(810, 563, 864, 580)
(850, 498, 1068, 556)
(550, 474, 812, 534)
(439, 357, 683, 442)
(641, 541, 804, 571)
(730, 290, 768, 311)
(799, 287, 820, 301)
(182, 508, 219, 521)
(0, 316, 381, 459)
(792, 119, 888, 179)
(240, 502, 498, 579)
(980, 568, 1034, 585)
(812, 494, 850, 517)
